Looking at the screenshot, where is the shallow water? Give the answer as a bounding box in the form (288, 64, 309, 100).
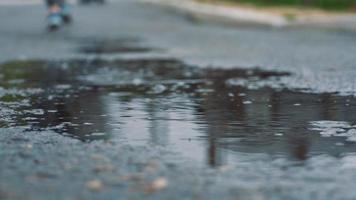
(77, 38, 154, 54)
(0, 58, 355, 167)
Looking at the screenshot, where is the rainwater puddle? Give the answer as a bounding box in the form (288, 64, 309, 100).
(0, 58, 355, 167)
(78, 38, 155, 54)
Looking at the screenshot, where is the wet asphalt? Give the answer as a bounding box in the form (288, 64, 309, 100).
(1, 0, 356, 94)
(1, 1, 356, 199)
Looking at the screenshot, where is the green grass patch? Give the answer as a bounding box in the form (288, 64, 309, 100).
(210, 0, 356, 11)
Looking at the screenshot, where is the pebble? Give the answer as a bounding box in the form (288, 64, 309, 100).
(86, 180, 103, 192)
(145, 177, 168, 192)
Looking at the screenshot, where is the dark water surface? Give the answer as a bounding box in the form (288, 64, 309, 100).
(0, 58, 355, 167)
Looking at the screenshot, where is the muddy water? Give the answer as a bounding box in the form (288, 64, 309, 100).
(0, 58, 355, 167)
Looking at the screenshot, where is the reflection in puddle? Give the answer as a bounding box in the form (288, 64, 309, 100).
(0, 59, 355, 167)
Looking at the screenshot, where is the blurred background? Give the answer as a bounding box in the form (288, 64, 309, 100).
(201, 0, 356, 10)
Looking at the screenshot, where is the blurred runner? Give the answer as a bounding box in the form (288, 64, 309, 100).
(46, 0, 72, 31)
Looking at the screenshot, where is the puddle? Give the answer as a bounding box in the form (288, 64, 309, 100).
(0, 58, 356, 167)
(78, 39, 155, 54)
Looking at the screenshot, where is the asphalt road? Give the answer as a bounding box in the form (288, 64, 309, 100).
(1, 0, 356, 94)
(1, 1, 356, 199)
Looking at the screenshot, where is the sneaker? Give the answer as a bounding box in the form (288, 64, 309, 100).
(47, 12, 62, 31)
(60, 3, 72, 24)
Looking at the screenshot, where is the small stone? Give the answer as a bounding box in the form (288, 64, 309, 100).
(145, 177, 168, 192)
(86, 180, 103, 192)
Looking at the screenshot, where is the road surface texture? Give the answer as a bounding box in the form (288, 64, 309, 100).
(1, 0, 356, 200)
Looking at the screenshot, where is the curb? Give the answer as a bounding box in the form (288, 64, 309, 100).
(141, 0, 356, 30)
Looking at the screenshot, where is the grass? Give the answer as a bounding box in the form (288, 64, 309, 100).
(200, 0, 356, 11)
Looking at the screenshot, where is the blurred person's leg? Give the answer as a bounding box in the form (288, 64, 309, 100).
(59, 1, 72, 24)
(46, 0, 62, 31)
(45, 0, 72, 31)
